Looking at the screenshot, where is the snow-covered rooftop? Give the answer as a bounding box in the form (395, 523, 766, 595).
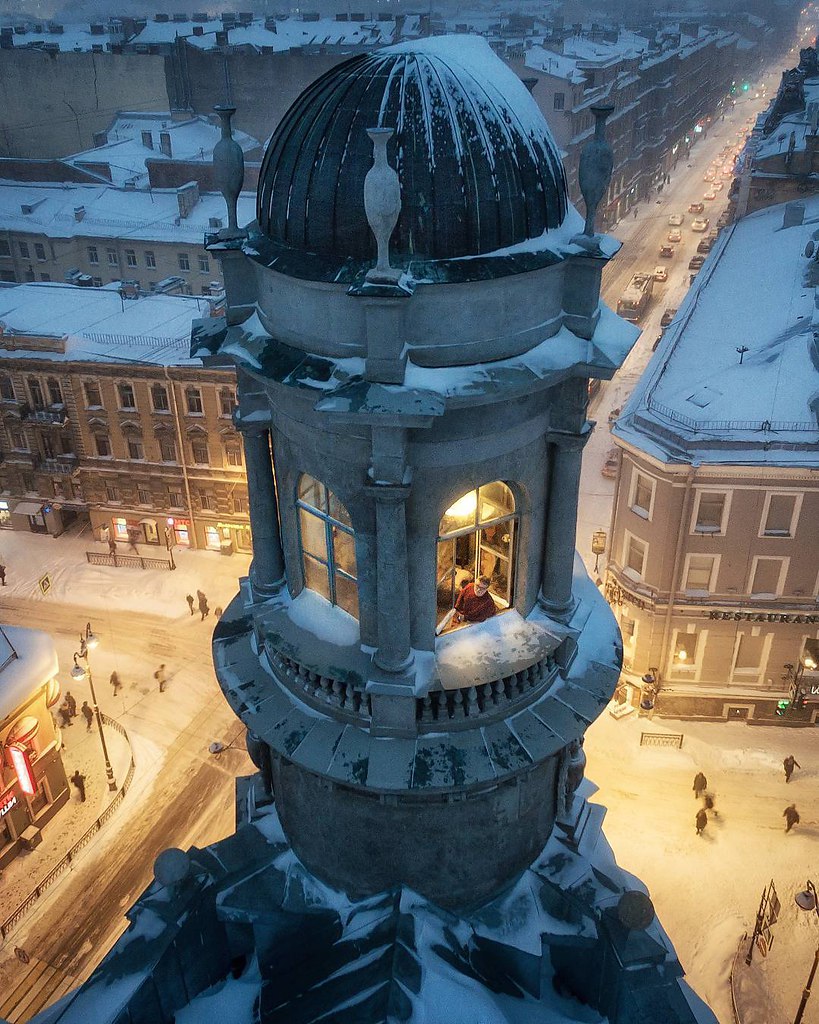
(0, 283, 214, 366)
(0, 180, 255, 244)
(614, 195, 819, 467)
(67, 113, 259, 189)
(1, 24, 121, 52)
(0, 624, 58, 724)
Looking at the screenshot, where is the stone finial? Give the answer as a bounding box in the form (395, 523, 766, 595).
(363, 127, 402, 284)
(212, 105, 246, 240)
(578, 104, 615, 237)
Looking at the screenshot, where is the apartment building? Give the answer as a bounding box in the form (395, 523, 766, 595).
(0, 181, 255, 294)
(0, 284, 250, 555)
(607, 196, 819, 722)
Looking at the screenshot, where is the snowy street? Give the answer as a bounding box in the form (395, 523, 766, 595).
(586, 711, 819, 1024)
(0, 530, 253, 1021)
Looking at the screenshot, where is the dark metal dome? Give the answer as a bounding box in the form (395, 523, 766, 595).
(257, 36, 568, 265)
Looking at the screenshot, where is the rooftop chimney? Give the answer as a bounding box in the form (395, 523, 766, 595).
(176, 181, 200, 219)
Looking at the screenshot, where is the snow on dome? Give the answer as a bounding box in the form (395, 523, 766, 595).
(257, 35, 568, 265)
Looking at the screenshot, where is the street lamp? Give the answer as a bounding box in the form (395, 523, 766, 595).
(165, 517, 176, 571)
(793, 881, 819, 1024)
(71, 622, 117, 792)
(591, 529, 607, 575)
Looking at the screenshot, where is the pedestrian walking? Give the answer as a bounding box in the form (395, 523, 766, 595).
(199, 595, 210, 621)
(154, 664, 167, 693)
(64, 691, 77, 718)
(57, 704, 72, 728)
(633, 206, 639, 219)
(81, 701, 93, 731)
(693, 771, 707, 798)
(185, 594, 195, 616)
(703, 791, 718, 817)
(0, 564, 6, 586)
(214, 606, 223, 620)
(695, 808, 708, 835)
(784, 804, 800, 832)
(784, 754, 801, 783)
(110, 671, 121, 695)
(70, 770, 86, 802)
(107, 535, 117, 556)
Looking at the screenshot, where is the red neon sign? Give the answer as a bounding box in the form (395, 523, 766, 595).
(8, 745, 35, 796)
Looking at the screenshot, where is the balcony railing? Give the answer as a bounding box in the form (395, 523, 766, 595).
(21, 404, 68, 427)
(35, 454, 79, 476)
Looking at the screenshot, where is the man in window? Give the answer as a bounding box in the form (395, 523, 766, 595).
(454, 575, 497, 624)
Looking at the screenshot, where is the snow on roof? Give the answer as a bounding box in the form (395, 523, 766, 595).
(0, 180, 255, 243)
(615, 196, 819, 467)
(0, 624, 58, 724)
(67, 114, 259, 189)
(3, 25, 121, 52)
(524, 45, 586, 83)
(0, 283, 213, 366)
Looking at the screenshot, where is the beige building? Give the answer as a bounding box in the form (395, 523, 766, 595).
(0, 180, 255, 295)
(0, 284, 250, 555)
(608, 195, 819, 722)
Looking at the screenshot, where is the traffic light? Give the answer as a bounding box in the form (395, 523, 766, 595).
(776, 699, 791, 717)
(742, 81, 750, 92)
(798, 688, 808, 710)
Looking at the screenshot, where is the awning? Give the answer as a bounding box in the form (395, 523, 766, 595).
(14, 501, 43, 517)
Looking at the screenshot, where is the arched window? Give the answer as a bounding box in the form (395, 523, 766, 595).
(296, 474, 358, 619)
(437, 482, 517, 632)
(0, 375, 15, 401)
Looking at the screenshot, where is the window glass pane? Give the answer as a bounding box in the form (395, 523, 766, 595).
(299, 507, 327, 559)
(478, 481, 514, 522)
(626, 535, 646, 576)
(440, 489, 478, 535)
(633, 474, 652, 513)
(735, 635, 765, 671)
(298, 474, 326, 512)
(480, 521, 513, 605)
(764, 495, 795, 535)
(303, 554, 331, 601)
(751, 559, 782, 595)
(696, 492, 724, 531)
(332, 526, 356, 577)
(685, 555, 714, 590)
(328, 491, 351, 527)
(334, 572, 359, 619)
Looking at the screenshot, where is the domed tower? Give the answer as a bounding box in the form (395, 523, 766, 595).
(200, 37, 635, 910)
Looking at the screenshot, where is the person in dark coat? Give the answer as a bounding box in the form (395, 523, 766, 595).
(185, 594, 195, 616)
(199, 594, 210, 621)
(784, 804, 800, 832)
(154, 664, 167, 692)
(64, 691, 77, 718)
(81, 701, 93, 731)
(703, 792, 718, 817)
(107, 535, 117, 556)
(110, 671, 121, 695)
(70, 770, 86, 802)
(0, 564, 6, 586)
(784, 755, 801, 783)
(693, 772, 707, 798)
(695, 809, 708, 835)
(57, 704, 72, 728)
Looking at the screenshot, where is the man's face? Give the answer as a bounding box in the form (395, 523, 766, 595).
(474, 580, 489, 597)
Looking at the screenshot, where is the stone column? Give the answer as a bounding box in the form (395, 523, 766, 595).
(366, 483, 413, 674)
(242, 427, 285, 593)
(540, 432, 588, 618)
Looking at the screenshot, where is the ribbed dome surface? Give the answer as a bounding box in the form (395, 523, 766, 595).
(257, 36, 568, 264)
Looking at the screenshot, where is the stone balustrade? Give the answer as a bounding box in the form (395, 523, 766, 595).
(268, 649, 372, 722)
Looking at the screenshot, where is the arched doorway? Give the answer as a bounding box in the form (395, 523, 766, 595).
(436, 482, 517, 632)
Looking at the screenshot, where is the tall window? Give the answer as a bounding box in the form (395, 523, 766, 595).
(117, 383, 136, 410)
(436, 482, 516, 631)
(623, 531, 647, 580)
(47, 378, 62, 405)
(554, 92, 565, 110)
(127, 437, 144, 460)
(297, 474, 358, 618)
(693, 491, 728, 534)
(0, 375, 15, 400)
(178, 253, 190, 272)
(749, 557, 787, 597)
(95, 434, 111, 457)
(629, 471, 654, 519)
(19, 242, 29, 259)
(107, 248, 118, 266)
(198, 254, 209, 273)
(28, 378, 44, 409)
(88, 246, 98, 265)
(145, 251, 156, 269)
(34, 243, 46, 261)
(125, 249, 137, 268)
(185, 387, 203, 414)
(159, 437, 177, 462)
(684, 554, 717, 593)
(219, 388, 235, 417)
(151, 383, 169, 412)
(84, 381, 102, 407)
(761, 493, 798, 537)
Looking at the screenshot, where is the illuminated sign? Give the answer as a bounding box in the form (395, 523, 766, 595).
(8, 745, 35, 796)
(0, 794, 17, 817)
(707, 612, 819, 624)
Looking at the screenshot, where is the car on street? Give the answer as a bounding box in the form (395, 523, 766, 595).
(653, 265, 668, 282)
(703, 171, 715, 182)
(658, 244, 675, 258)
(722, 165, 734, 177)
(716, 211, 730, 228)
(707, 228, 719, 242)
(688, 254, 705, 270)
(601, 448, 620, 479)
(713, 179, 724, 191)
(688, 201, 705, 214)
(703, 189, 717, 201)
(667, 228, 682, 242)
(668, 213, 684, 226)
(660, 307, 677, 327)
(697, 238, 713, 254)
(691, 216, 710, 232)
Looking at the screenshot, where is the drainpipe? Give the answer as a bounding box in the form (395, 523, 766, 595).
(165, 366, 197, 549)
(658, 465, 697, 686)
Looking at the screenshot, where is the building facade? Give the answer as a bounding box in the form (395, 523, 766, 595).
(0, 625, 68, 869)
(0, 285, 250, 554)
(609, 196, 819, 722)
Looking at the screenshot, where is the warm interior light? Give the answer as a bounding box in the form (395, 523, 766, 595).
(805, 656, 817, 671)
(677, 647, 688, 662)
(444, 491, 478, 520)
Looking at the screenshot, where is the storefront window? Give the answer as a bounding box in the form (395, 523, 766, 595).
(296, 474, 358, 618)
(437, 482, 517, 632)
(113, 517, 129, 540)
(206, 526, 221, 551)
(0, 501, 10, 528)
(174, 521, 190, 546)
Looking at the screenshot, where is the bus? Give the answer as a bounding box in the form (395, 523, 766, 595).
(616, 273, 654, 322)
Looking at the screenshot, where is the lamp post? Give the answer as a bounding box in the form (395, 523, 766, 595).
(165, 518, 176, 571)
(71, 623, 117, 792)
(793, 881, 819, 1024)
(591, 528, 607, 575)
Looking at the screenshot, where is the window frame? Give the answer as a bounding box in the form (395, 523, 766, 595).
(145, 250, 156, 269)
(150, 383, 170, 413)
(127, 436, 145, 461)
(690, 489, 732, 535)
(117, 382, 136, 410)
(759, 491, 802, 538)
(84, 381, 102, 408)
(125, 249, 137, 268)
(191, 441, 209, 465)
(105, 482, 120, 502)
(177, 252, 190, 272)
(185, 386, 203, 415)
(622, 529, 648, 582)
(296, 475, 358, 617)
(628, 469, 656, 521)
(553, 91, 565, 110)
(730, 630, 772, 682)
(668, 626, 707, 680)
(0, 375, 15, 401)
(94, 433, 111, 458)
(87, 245, 98, 265)
(748, 555, 789, 598)
(18, 241, 29, 259)
(682, 552, 720, 594)
(106, 248, 118, 267)
(198, 254, 210, 273)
